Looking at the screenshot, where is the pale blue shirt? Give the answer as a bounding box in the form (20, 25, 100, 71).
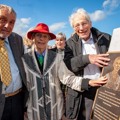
(4, 38, 22, 93)
(82, 34, 101, 79)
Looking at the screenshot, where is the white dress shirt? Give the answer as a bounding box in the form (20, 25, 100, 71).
(2, 38, 22, 94)
(82, 35, 100, 80)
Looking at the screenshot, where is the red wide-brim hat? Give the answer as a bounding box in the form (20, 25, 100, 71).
(27, 23, 56, 40)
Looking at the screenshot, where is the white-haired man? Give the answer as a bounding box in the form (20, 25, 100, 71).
(64, 8, 111, 120)
(0, 4, 28, 120)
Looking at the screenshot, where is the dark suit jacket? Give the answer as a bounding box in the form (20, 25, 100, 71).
(0, 32, 28, 119)
(64, 27, 111, 119)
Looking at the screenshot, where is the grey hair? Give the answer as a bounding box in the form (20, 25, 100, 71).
(0, 4, 16, 17)
(69, 8, 91, 27)
(56, 32, 66, 40)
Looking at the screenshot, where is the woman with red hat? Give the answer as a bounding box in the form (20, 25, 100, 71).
(22, 23, 108, 120)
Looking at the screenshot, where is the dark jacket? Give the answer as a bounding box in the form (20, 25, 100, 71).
(64, 27, 111, 119)
(0, 32, 28, 119)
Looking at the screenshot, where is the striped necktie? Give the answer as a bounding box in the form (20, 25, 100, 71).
(0, 40, 12, 86)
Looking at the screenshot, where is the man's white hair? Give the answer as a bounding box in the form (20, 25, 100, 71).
(69, 8, 91, 27)
(0, 4, 16, 17)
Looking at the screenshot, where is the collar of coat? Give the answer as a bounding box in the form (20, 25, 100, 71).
(22, 47, 57, 76)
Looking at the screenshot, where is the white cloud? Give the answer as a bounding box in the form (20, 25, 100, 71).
(102, 0, 120, 17)
(103, 0, 110, 8)
(13, 17, 31, 36)
(49, 22, 66, 32)
(89, 10, 106, 22)
(89, 0, 120, 22)
(21, 18, 31, 24)
(103, 0, 120, 12)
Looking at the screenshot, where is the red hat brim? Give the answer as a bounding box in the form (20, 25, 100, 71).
(27, 29, 56, 40)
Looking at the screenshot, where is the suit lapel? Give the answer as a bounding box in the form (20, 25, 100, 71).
(8, 34, 27, 86)
(8, 34, 21, 65)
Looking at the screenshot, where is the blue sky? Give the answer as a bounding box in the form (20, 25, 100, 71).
(1, 0, 120, 45)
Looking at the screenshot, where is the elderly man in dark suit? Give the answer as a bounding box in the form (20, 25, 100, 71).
(0, 4, 28, 120)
